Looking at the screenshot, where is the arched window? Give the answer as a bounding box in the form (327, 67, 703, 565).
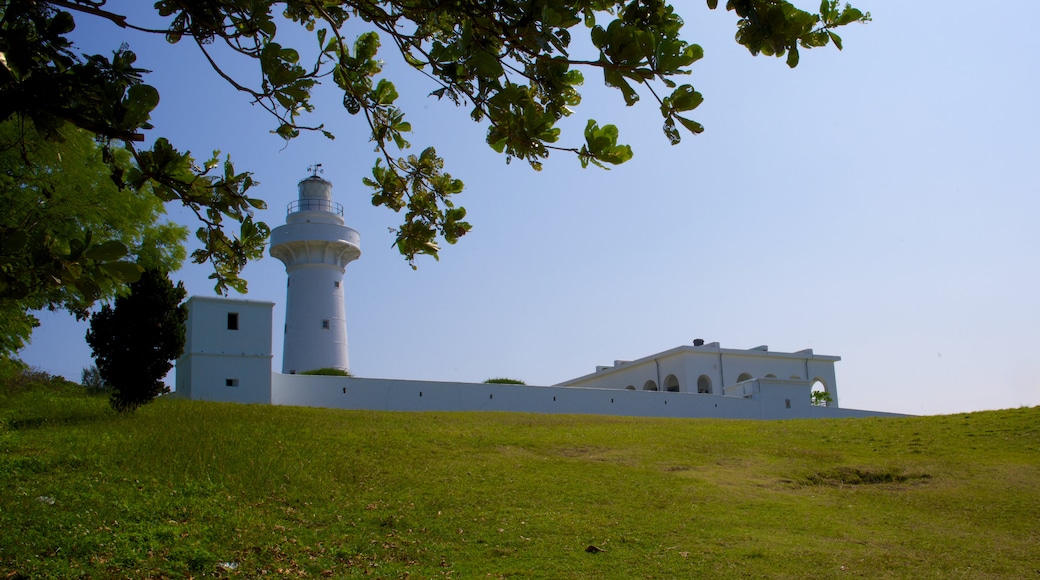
(737, 372, 754, 383)
(664, 375, 680, 392)
(625, 385, 635, 390)
(790, 375, 801, 380)
(697, 375, 712, 394)
(765, 374, 777, 379)
(643, 380, 658, 391)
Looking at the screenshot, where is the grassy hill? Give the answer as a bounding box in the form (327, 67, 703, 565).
(1, 375, 1038, 578)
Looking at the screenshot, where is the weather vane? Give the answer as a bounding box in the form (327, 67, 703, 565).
(307, 163, 324, 177)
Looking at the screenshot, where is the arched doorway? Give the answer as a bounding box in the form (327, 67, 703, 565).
(697, 375, 712, 394)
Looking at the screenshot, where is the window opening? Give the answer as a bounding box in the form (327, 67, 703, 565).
(664, 374, 680, 392)
(227, 312, 239, 330)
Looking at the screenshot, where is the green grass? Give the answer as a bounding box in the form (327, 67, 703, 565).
(1, 379, 1038, 578)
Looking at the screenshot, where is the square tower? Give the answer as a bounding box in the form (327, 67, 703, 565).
(175, 296, 274, 403)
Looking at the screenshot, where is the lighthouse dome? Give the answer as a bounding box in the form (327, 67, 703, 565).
(299, 175, 333, 201)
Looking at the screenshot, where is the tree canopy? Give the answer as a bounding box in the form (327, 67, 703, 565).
(0, 118, 186, 355)
(0, 0, 868, 284)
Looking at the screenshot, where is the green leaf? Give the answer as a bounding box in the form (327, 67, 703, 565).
(828, 31, 843, 51)
(122, 84, 160, 128)
(668, 85, 703, 112)
(786, 46, 800, 68)
(675, 115, 704, 135)
(373, 79, 399, 105)
(85, 240, 129, 261)
(663, 118, 681, 145)
(603, 68, 639, 106)
(99, 261, 143, 283)
(467, 50, 504, 79)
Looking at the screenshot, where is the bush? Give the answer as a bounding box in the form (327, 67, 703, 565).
(0, 365, 79, 395)
(299, 368, 351, 376)
(483, 377, 526, 385)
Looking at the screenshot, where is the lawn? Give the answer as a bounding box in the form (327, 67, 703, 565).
(1, 376, 1037, 578)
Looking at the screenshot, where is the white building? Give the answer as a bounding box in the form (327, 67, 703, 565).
(269, 171, 360, 375)
(174, 296, 273, 404)
(558, 341, 840, 402)
(173, 294, 901, 418)
(174, 173, 904, 420)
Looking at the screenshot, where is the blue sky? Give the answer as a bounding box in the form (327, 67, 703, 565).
(19, 1, 1040, 415)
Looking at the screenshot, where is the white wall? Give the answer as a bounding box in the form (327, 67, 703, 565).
(180, 353, 272, 404)
(181, 296, 274, 357)
(175, 297, 274, 404)
(271, 374, 905, 420)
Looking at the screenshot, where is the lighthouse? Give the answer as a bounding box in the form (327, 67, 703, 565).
(269, 168, 360, 374)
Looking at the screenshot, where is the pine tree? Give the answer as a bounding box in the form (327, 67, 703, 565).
(86, 270, 187, 412)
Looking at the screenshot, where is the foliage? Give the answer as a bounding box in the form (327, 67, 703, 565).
(811, 388, 833, 406)
(1, 1, 867, 273)
(483, 377, 527, 385)
(0, 119, 187, 355)
(85, 270, 187, 412)
(0, 2, 268, 293)
(299, 367, 351, 376)
(0, 364, 73, 396)
(0, 397, 1038, 578)
(80, 365, 108, 394)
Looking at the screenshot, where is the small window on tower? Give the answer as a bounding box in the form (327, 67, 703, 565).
(227, 312, 239, 330)
(333, 281, 340, 288)
(321, 319, 330, 329)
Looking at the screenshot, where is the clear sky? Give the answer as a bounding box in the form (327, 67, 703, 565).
(19, 1, 1040, 416)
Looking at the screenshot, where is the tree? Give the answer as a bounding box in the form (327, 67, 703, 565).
(810, 389, 832, 406)
(1, 0, 868, 276)
(80, 365, 108, 393)
(0, 118, 187, 355)
(85, 269, 187, 412)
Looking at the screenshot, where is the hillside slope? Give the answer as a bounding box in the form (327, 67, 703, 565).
(2, 381, 1038, 578)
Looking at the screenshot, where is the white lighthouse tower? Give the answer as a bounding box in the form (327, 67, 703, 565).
(269, 167, 360, 374)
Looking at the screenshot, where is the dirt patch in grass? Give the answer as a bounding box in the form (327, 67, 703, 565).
(803, 466, 932, 487)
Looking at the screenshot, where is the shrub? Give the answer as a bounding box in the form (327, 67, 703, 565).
(0, 365, 79, 395)
(299, 368, 351, 376)
(483, 377, 526, 385)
